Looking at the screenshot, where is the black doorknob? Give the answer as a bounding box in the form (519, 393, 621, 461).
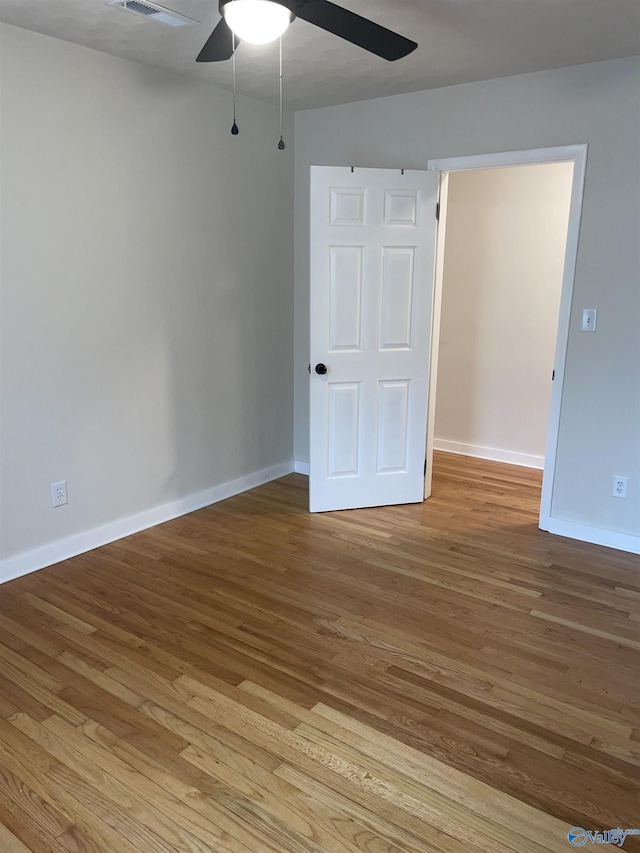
(315, 363, 328, 375)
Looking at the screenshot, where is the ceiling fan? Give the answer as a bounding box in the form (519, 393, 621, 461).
(196, 0, 418, 63)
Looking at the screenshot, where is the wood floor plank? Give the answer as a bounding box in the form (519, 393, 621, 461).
(0, 764, 70, 849)
(239, 682, 571, 849)
(0, 822, 35, 853)
(1, 453, 639, 851)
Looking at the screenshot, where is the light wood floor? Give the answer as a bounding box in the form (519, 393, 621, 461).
(1, 453, 639, 852)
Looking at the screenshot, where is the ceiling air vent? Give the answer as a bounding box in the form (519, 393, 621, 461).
(107, 0, 198, 28)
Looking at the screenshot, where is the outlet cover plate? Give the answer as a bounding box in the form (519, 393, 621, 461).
(51, 480, 68, 507)
(612, 476, 628, 499)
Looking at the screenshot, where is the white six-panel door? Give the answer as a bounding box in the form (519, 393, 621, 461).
(309, 166, 438, 512)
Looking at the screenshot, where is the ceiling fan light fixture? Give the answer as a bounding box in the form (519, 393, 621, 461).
(222, 0, 291, 45)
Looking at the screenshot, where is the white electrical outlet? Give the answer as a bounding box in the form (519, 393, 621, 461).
(612, 476, 628, 499)
(51, 480, 68, 507)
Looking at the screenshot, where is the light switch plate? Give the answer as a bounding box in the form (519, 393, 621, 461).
(582, 309, 597, 332)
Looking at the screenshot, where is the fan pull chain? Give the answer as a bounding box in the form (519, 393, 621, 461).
(231, 31, 239, 135)
(278, 36, 285, 150)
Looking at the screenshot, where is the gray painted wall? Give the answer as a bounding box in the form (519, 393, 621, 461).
(0, 23, 294, 563)
(294, 57, 640, 538)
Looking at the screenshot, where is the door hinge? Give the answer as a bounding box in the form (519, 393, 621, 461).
(552, 369, 555, 380)
(424, 459, 427, 476)
(435, 202, 440, 221)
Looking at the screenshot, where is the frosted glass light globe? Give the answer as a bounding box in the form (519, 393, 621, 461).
(223, 0, 291, 45)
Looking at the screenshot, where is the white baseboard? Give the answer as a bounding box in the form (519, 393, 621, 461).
(433, 438, 544, 470)
(0, 461, 294, 585)
(541, 517, 640, 556)
(8, 457, 634, 583)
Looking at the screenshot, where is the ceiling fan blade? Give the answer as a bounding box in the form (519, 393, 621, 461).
(196, 17, 238, 62)
(295, 0, 417, 61)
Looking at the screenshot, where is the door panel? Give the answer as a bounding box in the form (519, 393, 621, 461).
(329, 247, 363, 351)
(377, 380, 411, 473)
(310, 166, 438, 513)
(381, 247, 415, 349)
(327, 382, 361, 478)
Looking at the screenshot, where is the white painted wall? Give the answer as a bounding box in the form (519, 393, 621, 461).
(293, 57, 640, 543)
(0, 23, 294, 576)
(434, 163, 573, 468)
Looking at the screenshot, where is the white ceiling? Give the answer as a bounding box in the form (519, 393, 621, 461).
(1, 0, 639, 110)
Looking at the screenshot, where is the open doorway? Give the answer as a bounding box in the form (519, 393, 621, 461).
(436, 162, 573, 464)
(424, 146, 588, 530)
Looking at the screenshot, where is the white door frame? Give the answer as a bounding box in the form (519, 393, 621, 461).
(426, 144, 588, 530)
